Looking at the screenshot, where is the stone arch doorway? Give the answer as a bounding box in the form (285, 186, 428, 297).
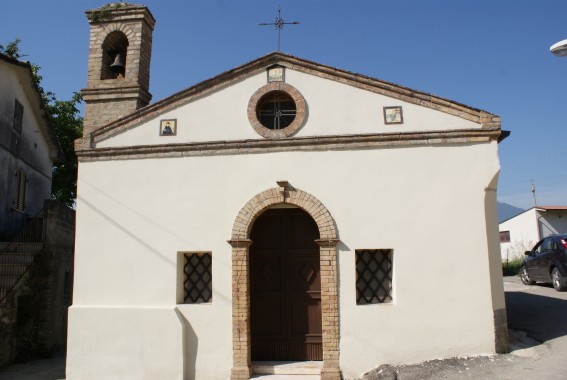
(250, 207, 322, 361)
(228, 182, 341, 380)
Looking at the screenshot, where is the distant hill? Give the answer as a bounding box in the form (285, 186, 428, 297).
(497, 202, 524, 223)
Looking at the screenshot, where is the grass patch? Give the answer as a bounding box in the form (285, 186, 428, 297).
(502, 256, 523, 276)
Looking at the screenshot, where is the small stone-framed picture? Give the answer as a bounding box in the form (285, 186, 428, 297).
(267, 66, 285, 82)
(383, 106, 403, 125)
(160, 119, 177, 136)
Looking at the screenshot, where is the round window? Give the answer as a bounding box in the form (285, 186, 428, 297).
(248, 83, 306, 139)
(257, 91, 297, 130)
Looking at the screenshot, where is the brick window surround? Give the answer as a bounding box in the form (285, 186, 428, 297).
(228, 182, 341, 380)
(247, 83, 307, 139)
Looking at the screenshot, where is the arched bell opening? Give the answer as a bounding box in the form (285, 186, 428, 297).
(101, 31, 129, 79)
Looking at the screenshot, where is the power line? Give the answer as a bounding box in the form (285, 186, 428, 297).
(501, 150, 567, 171)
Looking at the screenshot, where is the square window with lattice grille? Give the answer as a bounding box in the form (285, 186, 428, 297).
(356, 249, 393, 305)
(183, 252, 212, 304)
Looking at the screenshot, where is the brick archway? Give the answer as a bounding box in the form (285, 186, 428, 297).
(229, 182, 341, 380)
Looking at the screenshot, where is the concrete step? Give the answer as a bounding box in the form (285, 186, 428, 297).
(0, 242, 43, 254)
(252, 375, 320, 379)
(0, 275, 21, 289)
(0, 264, 29, 276)
(0, 252, 36, 264)
(252, 361, 322, 375)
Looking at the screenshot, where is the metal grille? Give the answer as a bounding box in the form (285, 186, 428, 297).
(356, 249, 392, 304)
(183, 252, 212, 304)
(0, 211, 44, 303)
(257, 91, 297, 130)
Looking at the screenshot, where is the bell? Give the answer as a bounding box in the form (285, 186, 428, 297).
(110, 51, 125, 73)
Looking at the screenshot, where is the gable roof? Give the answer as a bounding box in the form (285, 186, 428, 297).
(84, 51, 503, 145)
(499, 206, 567, 224)
(538, 206, 567, 210)
(0, 53, 64, 163)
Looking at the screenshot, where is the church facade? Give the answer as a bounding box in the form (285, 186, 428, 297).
(67, 4, 508, 380)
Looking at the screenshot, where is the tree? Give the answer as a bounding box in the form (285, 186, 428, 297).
(1, 39, 82, 207)
(46, 93, 83, 206)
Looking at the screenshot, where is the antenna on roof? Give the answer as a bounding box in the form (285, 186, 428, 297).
(531, 179, 538, 207)
(259, 4, 300, 51)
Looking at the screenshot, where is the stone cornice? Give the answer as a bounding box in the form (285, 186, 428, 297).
(315, 239, 341, 248)
(81, 85, 152, 102)
(76, 128, 502, 162)
(86, 4, 156, 29)
(227, 239, 253, 248)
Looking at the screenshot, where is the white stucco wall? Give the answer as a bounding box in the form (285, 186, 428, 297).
(499, 209, 538, 260)
(540, 210, 567, 236)
(68, 140, 501, 379)
(95, 68, 480, 149)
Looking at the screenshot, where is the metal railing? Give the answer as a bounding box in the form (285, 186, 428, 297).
(0, 210, 45, 303)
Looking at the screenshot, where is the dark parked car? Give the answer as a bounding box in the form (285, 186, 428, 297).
(520, 234, 567, 291)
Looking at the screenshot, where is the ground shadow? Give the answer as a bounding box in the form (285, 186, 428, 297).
(175, 309, 198, 380)
(506, 289, 567, 344)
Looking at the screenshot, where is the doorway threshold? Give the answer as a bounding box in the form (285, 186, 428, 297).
(252, 361, 322, 375)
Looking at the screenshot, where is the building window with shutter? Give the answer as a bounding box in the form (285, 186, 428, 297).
(11, 99, 24, 150)
(13, 99, 23, 135)
(500, 231, 510, 243)
(183, 252, 212, 304)
(356, 249, 393, 305)
(13, 169, 27, 212)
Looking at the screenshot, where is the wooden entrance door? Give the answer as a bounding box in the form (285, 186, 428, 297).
(250, 208, 322, 361)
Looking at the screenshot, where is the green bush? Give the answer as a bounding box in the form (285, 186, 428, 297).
(502, 256, 523, 276)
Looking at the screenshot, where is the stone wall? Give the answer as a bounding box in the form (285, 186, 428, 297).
(0, 200, 75, 368)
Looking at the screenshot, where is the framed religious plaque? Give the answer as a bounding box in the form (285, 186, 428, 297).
(383, 106, 403, 125)
(267, 66, 285, 82)
(160, 119, 177, 136)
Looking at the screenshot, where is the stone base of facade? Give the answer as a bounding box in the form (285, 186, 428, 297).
(231, 366, 252, 380)
(494, 307, 510, 354)
(321, 367, 342, 380)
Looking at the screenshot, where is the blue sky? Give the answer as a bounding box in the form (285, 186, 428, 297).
(1, 0, 566, 209)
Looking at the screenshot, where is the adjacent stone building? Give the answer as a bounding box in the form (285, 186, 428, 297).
(0, 53, 74, 367)
(0, 54, 62, 240)
(67, 3, 509, 379)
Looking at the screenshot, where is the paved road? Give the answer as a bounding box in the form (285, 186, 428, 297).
(392, 276, 567, 379)
(2, 276, 567, 379)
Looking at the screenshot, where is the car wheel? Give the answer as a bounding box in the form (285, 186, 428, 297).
(552, 268, 567, 291)
(520, 266, 535, 285)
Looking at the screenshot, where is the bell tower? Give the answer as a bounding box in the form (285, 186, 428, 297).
(82, 3, 155, 136)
